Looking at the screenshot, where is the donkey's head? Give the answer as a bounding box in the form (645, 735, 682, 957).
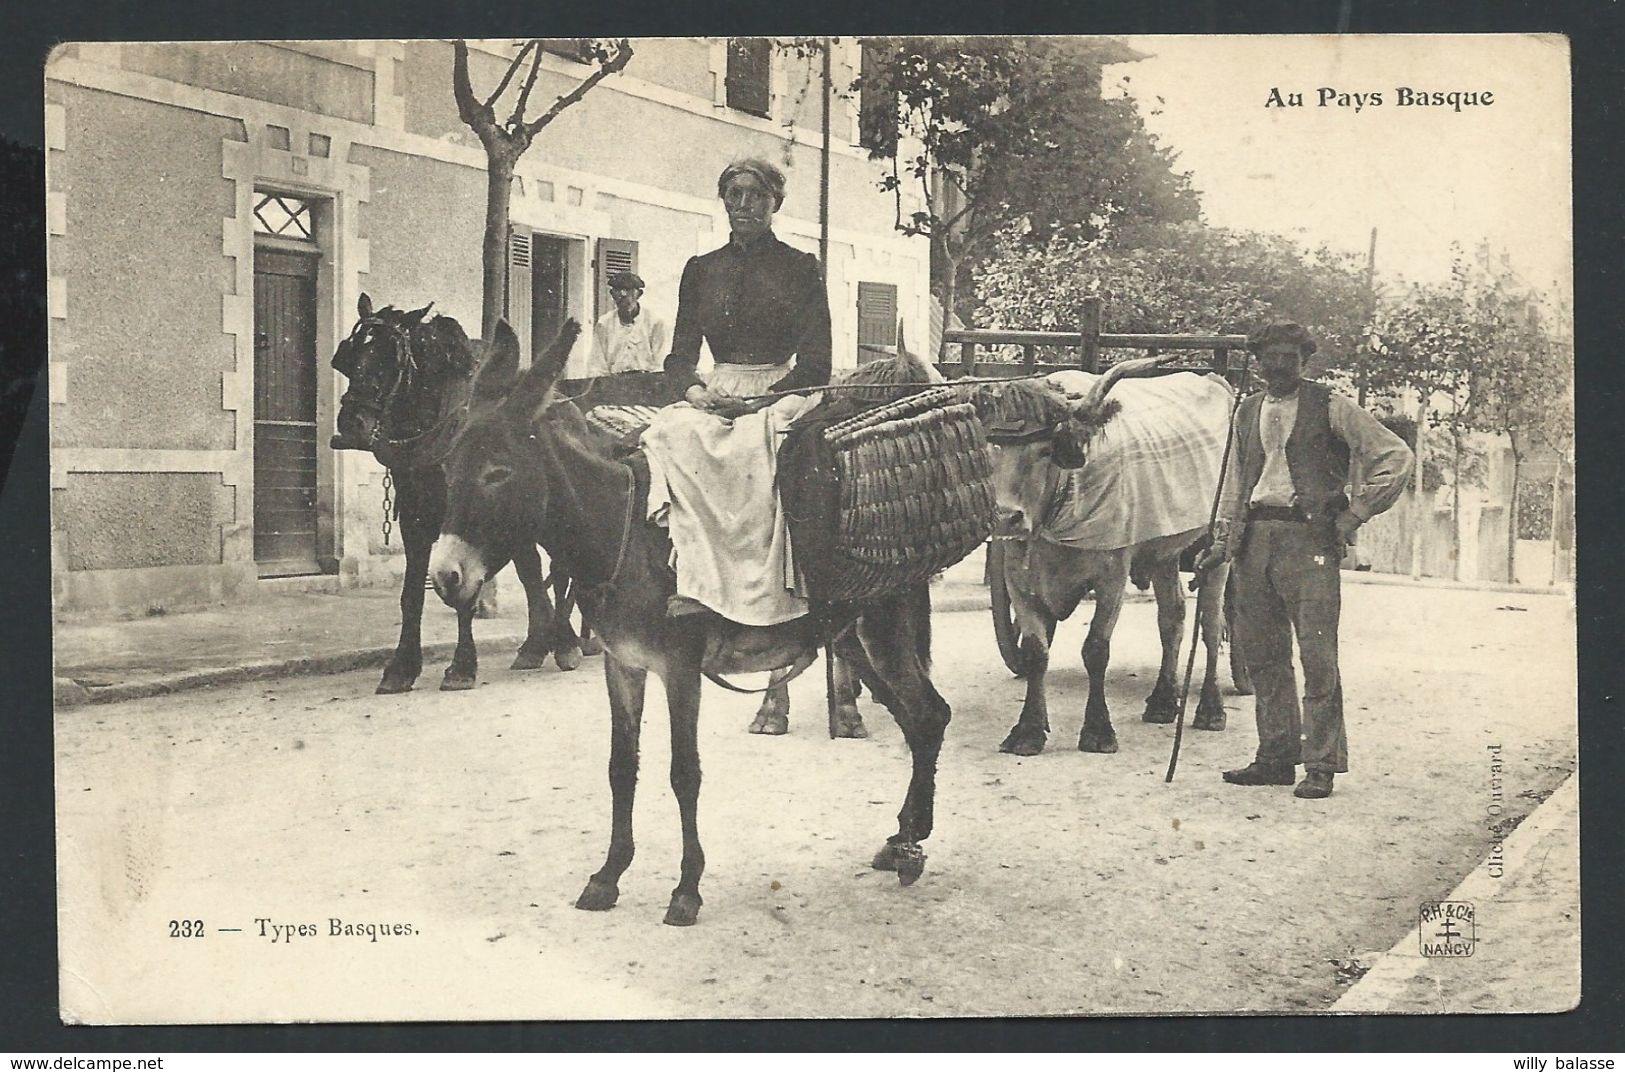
(428, 316, 584, 610)
(331, 293, 476, 462)
(972, 355, 1178, 538)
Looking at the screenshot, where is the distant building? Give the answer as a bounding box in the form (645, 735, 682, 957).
(46, 39, 930, 615)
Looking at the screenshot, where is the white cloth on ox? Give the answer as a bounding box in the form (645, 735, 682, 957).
(640, 362, 821, 627)
(1037, 370, 1234, 550)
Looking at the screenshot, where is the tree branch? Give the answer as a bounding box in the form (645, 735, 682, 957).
(453, 40, 498, 142)
(484, 40, 538, 111)
(522, 39, 634, 138)
(507, 41, 546, 131)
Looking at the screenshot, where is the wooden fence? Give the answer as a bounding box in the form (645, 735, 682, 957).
(936, 295, 1251, 386)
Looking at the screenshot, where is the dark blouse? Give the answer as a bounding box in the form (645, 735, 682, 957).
(663, 232, 833, 394)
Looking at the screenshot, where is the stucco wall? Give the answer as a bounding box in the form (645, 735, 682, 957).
(350, 144, 486, 331)
(399, 40, 891, 234)
(49, 84, 239, 452)
(121, 42, 374, 125)
(54, 473, 232, 571)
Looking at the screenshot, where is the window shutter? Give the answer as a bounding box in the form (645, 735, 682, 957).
(856, 282, 899, 364)
(858, 43, 897, 151)
(594, 238, 639, 322)
(726, 38, 772, 118)
(507, 226, 534, 366)
(539, 39, 591, 63)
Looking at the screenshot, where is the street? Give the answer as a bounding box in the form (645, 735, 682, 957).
(55, 579, 1577, 1021)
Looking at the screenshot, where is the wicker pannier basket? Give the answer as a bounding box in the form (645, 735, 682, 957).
(817, 386, 995, 603)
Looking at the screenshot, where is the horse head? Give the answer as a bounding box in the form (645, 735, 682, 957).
(331, 293, 477, 466)
(972, 354, 1179, 538)
(429, 316, 585, 610)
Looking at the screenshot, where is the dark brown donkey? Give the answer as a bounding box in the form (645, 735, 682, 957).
(429, 319, 953, 926)
(331, 294, 588, 693)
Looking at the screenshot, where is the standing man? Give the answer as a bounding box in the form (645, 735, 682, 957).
(1196, 321, 1414, 799)
(583, 269, 667, 378)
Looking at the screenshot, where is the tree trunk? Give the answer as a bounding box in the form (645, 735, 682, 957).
(481, 149, 518, 342)
(936, 241, 961, 364)
(1505, 440, 1522, 584)
(1410, 392, 1427, 580)
(1449, 427, 1462, 581)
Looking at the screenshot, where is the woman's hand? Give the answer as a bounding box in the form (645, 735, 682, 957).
(686, 385, 754, 418)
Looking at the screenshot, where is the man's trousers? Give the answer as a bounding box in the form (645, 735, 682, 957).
(1231, 518, 1349, 773)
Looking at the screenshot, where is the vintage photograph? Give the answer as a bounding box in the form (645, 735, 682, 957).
(46, 34, 1576, 1022)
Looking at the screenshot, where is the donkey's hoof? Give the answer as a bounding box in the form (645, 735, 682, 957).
(878, 842, 926, 886)
(1078, 726, 1119, 754)
(376, 675, 416, 695)
(439, 669, 477, 692)
(833, 710, 869, 739)
(663, 891, 703, 927)
(1142, 701, 1178, 724)
(510, 648, 549, 671)
(554, 646, 583, 672)
(580, 635, 604, 657)
(748, 710, 789, 736)
(1193, 704, 1227, 732)
(999, 726, 1046, 756)
(575, 878, 620, 912)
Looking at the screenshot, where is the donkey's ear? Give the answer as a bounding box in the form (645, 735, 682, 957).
(472, 319, 522, 403)
(405, 302, 434, 323)
(508, 319, 582, 420)
(357, 292, 374, 320)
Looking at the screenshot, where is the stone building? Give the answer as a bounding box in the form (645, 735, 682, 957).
(46, 39, 929, 616)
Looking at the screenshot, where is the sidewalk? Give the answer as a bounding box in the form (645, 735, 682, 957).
(52, 553, 997, 708)
(53, 548, 1568, 710)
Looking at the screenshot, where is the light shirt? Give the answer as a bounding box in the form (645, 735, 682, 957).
(582, 306, 667, 378)
(1219, 386, 1415, 527)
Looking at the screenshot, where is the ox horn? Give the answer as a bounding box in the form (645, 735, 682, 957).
(1072, 353, 1183, 415)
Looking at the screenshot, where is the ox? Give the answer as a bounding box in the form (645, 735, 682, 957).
(975, 358, 1235, 756)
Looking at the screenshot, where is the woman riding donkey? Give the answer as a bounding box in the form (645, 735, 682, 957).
(651, 158, 867, 737)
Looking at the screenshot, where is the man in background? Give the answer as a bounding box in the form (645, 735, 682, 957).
(583, 269, 667, 378)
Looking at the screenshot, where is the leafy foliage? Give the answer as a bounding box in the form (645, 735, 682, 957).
(851, 37, 1199, 351)
(975, 219, 1369, 373)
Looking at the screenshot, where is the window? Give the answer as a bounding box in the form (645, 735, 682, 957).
(252, 192, 315, 241)
(539, 39, 591, 63)
(856, 282, 899, 363)
(726, 38, 771, 118)
(857, 42, 897, 151)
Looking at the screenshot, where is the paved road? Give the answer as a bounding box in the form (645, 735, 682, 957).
(54, 581, 1577, 1021)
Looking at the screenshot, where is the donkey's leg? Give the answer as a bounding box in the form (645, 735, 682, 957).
(550, 572, 586, 671)
(571, 576, 603, 657)
(378, 476, 428, 694)
(748, 671, 791, 735)
(830, 653, 869, 739)
(1078, 584, 1126, 753)
(576, 653, 647, 912)
(509, 543, 556, 671)
(846, 589, 949, 886)
(1193, 561, 1230, 731)
(1142, 560, 1186, 724)
(662, 635, 707, 926)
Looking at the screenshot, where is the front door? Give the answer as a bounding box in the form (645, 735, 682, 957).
(253, 247, 321, 576)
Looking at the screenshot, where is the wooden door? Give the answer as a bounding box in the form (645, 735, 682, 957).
(253, 247, 321, 576)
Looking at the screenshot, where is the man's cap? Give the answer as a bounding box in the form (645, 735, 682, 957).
(607, 270, 645, 291)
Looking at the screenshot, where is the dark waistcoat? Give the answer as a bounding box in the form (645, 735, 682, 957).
(1235, 380, 1350, 514)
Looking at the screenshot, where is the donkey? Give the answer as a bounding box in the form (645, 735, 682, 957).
(972, 359, 1235, 756)
(429, 319, 954, 926)
(331, 294, 590, 693)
